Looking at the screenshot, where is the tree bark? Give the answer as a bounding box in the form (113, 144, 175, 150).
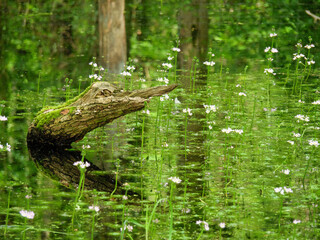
(27, 82, 177, 148)
(99, 0, 127, 73)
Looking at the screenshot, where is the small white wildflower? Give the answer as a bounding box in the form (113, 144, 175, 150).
(25, 195, 32, 199)
(99, 66, 104, 71)
(293, 53, 306, 61)
(293, 219, 301, 224)
(270, 33, 277, 37)
(127, 66, 135, 71)
(162, 63, 173, 69)
(0, 116, 7, 121)
(203, 61, 215, 66)
(123, 195, 128, 200)
(172, 47, 181, 52)
(268, 57, 274, 61)
(287, 140, 294, 145)
(293, 132, 301, 137)
(222, 127, 233, 134)
(6, 143, 11, 152)
(281, 169, 290, 175)
(295, 43, 302, 48)
(219, 222, 226, 228)
(82, 145, 91, 149)
(239, 92, 247, 96)
(308, 60, 315, 65)
(126, 225, 133, 232)
(298, 99, 305, 103)
(75, 109, 81, 115)
(19, 210, 35, 219)
(236, 84, 241, 88)
(304, 44, 315, 49)
(308, 140, 319, 147)
(312, 100, 320, 104)
(168, 176, 182, 184)
(89, 62, 93, 65)
(196, 220, 210, 231)
(89, 205, 100, 212)
(284, 186, 293, 193)
(264, 68, 276, 75)
(121, 71, 132, 76)
(234, 129, 243, 134)
(264, 47, 271, 52)
(203, 104, 217, 113)
(142, 109, 150, 115)
(182, 108, 192, 116)
(0, 144, 3, 149)
(295, 114, 309, 122)
(168, 56, 174, 61)
(93, 63, 98, 68)
(271, 48, 278, 53)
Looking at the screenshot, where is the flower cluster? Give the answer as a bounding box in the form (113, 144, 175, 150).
(312, 100, 320, 105)
(0, 142, 11, 152)
(308, 140, 319, 147)
(160, 94, 170, 101)
(89, 205, 100, 212)
(89, 74, 102, 81)
(295, 114, 309, 122)
(264, 68, 276, 75)
(183, 108, 192, 116)
(281, 169, 290, 175)
(172, 47, 181, 52)
(239, 92, 247, 96)
(73, 161, 90, 169)
(264, 47, 278, 53)
(196, 220, 209, 231)
(121, 224, 133, 232)
(221, 127, 243, 135)
(219, 222, 226, 228)
(0, 115, 7, 121)
(287, 140, 294, 145)
(274, 186, 293, 195)
(292, 132, 301, 138)
(292, 53, 307, 61)
(168, 176, 182, 184)
(157, 77, 169, 85)
(203, 61, 215, 66)
(120, 71, 131, 76)
(162, 63, 173, 69)
(20, 210, 35, 219)
(203, 104, 217, 113)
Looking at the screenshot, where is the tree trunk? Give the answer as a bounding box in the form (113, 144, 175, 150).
(27, 82, 177, 148)
(99, 0, 127, 73)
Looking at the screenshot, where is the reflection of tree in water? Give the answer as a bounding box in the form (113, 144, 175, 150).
(28, 144, 125, 194)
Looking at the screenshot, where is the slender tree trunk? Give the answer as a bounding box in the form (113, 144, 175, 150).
(99, 0, 127, 73)
(178, 0, 209, 87)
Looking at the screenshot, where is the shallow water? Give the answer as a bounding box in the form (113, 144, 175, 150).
(1, 63, 320, 239)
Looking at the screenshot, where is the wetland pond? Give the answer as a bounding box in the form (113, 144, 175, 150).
(1, 50, 320, 240)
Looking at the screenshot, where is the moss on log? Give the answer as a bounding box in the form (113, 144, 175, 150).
(27, 82, 177, 147)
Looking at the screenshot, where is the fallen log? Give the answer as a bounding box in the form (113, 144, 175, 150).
(27, 82, 177, 147)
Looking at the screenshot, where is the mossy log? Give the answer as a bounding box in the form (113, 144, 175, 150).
(27, 82, 177, 147)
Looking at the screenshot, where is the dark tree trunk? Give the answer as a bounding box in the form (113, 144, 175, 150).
(178, 0, 209, 87)
(99, 0, 127, 73)
(27, 82, 177, 148)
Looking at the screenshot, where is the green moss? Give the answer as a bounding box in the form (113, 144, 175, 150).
(34, 84, 92, 129)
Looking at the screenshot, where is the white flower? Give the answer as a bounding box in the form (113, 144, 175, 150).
(281, 169, 290, 175)
(295, 114, 309, 122)
(287, 140, 294, 145)
(89, 62, 93, 65)
(293, 132, 301, 137)
(75, 109, 81, 115)
(0, 116, 7, 121)
(121, 224, 133, 232)
(222, 127, 233, 134)
(203, 61, 215, 66)
(293, 219, 301, 224)
(162, 63, 173, 69)
(73, 161, 90, 169)
(312, 100, 320, 104)
(6, 143, 11, 152)
(264, 68, 276, 75)
(0, 144, 3, 150)
(168, 176, 182, 184)
(172, 47, 181, 52)
(203, 104, 217, 113)
(308, 60, 315, 65)
(268, 58, 274, 61)
(99, 67, 104, 71)
(142, 109, 150, 115)
(271, 48, 278, 53)
(219, 222, 226, 228)
(234, 129, 243, 134)
(123, 195, 128, 200)
(19, 210, 35, 219)
(239, 92, 247, 96)
(157, 77, 169, 85)
(196, 220, 210, 231)
(298, 99, 305, 103)
(293, 53, 306, 61)
(127, 66, 135, 71)
(25, 195, 32, 199)
(121, 71, 131, 76)
(304, 44, 315, 49)
(183, 108, 192, 116)
(168, 56, 174, 61)
(236, 84, 241, 88)
(93, 63, 98, 68)
(264, 47, 271, 52)
(274, 186, 293, 195)
(82, 145, 91, 149)
(89, 205, 100, 212)
(270, 33, 277, 37)
(308, 140, 319, 147)
(295, 43, 302, 48)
